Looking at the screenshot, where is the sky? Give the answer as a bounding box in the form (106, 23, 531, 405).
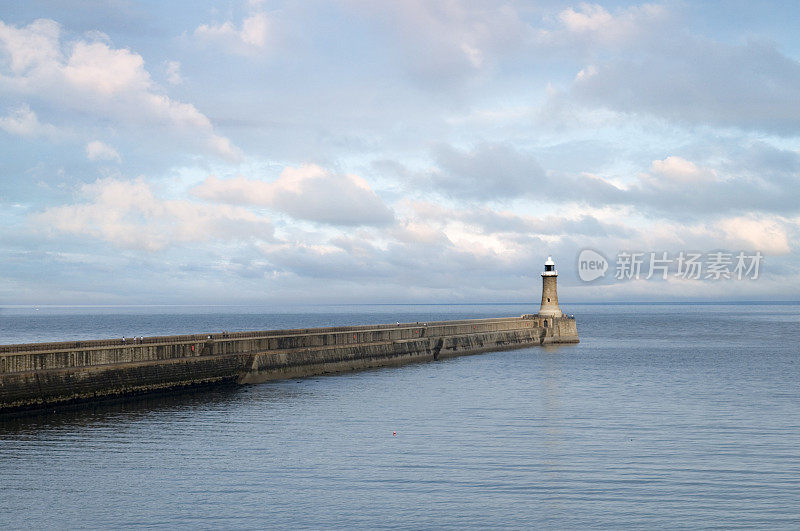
(0, 0, 799, 306)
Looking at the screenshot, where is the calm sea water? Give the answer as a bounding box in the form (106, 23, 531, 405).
(1, 303, 799, 529)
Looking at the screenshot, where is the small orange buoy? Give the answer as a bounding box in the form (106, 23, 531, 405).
(393, 431, 396, 437)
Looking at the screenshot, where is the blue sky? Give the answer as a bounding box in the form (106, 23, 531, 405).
(1, 1, 798, 305)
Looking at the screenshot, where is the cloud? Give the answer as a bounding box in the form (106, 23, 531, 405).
(547, 4, 800, 135)
(394, 141, 800, 222)
(391, 142, 623, 202)
(192, 164, 395, 226)
(343, 0, 533, 85)
(427, 142, 546, 199)
(559, 3, 614, 34)
(550, 2, 671, 47)
(627, 155, 799, 217)
(4, 4, 800, 305)
(0, 18, 240, 160)
(715, 215, 792, 255)
(194, 11, 271, 54)
(573, 40, 800, 135)
(645, 156, 717, 187)
(256, 225, 544, 291)
(20, 173, 800, 302)
(85, 140, 120, 162)
(719, 141, 800, 188)
(421, 143, 800, 218)
(164, 60, 182, 85)
(63, 40, 149, 95)
(403, 200, 632, 239)
(33, 177, 273, 251)
(0, 103, 58, 138)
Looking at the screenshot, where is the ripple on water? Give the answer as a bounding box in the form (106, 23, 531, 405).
(1, 304, 799, 528)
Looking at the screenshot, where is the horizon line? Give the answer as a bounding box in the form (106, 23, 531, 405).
(2, 300, 799, 309)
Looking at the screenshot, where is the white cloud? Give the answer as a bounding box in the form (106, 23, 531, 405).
(4, 4, 800, 305)
(622, 154, 798, 216)
(192, 164, 395, 226)
(63, 41, 149, 95)
(559, 3, 614, 34)
(392, 219, 452, 247)
(33, 177, 273, 251)
(647, 156, 717, 186)
(0, 103, 58, 138)
(194, 12, 271, 54)
(0, 18, 61, 76)
(715, 215, 792, 255)
(164, 60, 182, 85)
(0, 19, 239, 160)
(85, 140, 120, 162)
(344, 0, 533, 84)
(592, 213, 794, 257)
(554, 2, 669, 46)
(241, 12, 269, 47)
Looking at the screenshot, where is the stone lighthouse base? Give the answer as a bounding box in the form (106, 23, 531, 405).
(521, 314, 579, 344)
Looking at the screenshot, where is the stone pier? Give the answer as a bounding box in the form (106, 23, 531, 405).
(0, 315, 578, 414)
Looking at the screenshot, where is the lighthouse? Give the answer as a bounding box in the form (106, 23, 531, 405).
(538, 256, 562, 318)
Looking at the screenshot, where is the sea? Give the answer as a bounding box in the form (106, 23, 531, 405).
(1, 303, 798, 529)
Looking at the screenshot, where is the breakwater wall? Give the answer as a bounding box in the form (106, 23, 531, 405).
(0, 315, 578, 414)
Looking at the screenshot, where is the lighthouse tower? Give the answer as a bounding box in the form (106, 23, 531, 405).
(538, 256, 562, 318)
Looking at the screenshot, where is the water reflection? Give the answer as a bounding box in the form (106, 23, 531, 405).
(1, 305, 799, 529)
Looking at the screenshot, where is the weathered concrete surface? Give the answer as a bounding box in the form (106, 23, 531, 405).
(0, 316, 578, 414)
